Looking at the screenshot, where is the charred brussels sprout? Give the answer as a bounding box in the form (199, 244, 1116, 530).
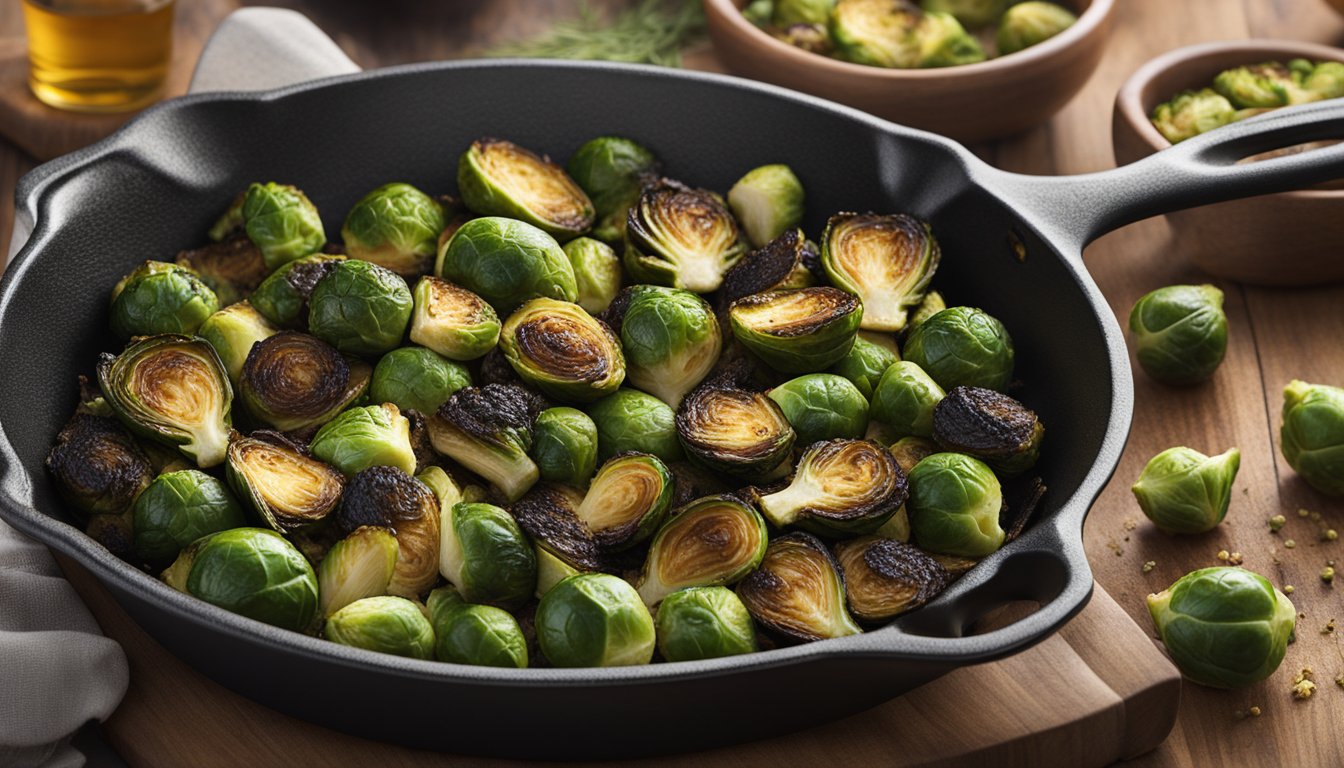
(920, 0, 1007, 28)
(1128, 285, 1228, 386)
(198, 302, 278, 386)
(656, 586, 758, 662)
(409, 276, 501, 361)
(636, 494, 768, 606)
(906, 452, 1005, 557)
(576, 452, 674, 550)
(513, 483, 608, 575)
(870, 361, 945, 438)
(500, 298, 626, 403)
(162, 527, 318, 632)
(834, 536, 950, 621)
(932, 386, 1044, 477)
(830, 0, 922, 68)
(174, 238, 269, 307)
(1213, 62, 1298, 109)
(563, 237, 622, 314)
(249, 253, 344, 329)
(310, 403, 417, 478)
(903, 306, 1014, 391)
(775, 0, 835, 25)
(1132, 447, 1241, 534)
(720, 229, 820, 306)
(427, 587, 528, 668)
(889, 435, 937, 474)
(775, 22, 834, 54)
(587, 388, 685, 463)
(336, 465, 441, 598)
(913, 11, 985, 68)
(531, 407, 599, 488)
(457, 138, 595, 239)
(341, 183, 445, 277)
(829, 333, 900, 400)
(440, 501, 536, 610)
(908, 290, 945, 331)
(1151, 89, 1236, 144)
(729, 287, 862, 373)
(325, 595, 435, 659)
(736, 532, 862, 642)
(565, 136, 660, 245)
(47, 413, 152, 519)
(370, 346, 471, 416)
(821, 213, 939, 333)
(624, 178, 745, 293)
(758, 439, 907, 536)
(728, 164, 805, 249)
(1281, 380, 1344, 496)
(428, 384, 545, 502)
(240, 332, 370, 432)
(132, 469, 245, 566)
(110, 261, 219, 340)
(318, 525, 399, 617)
(240, 182, 326, 270)
(226, 433, 345, 532)
(676, 385, 796, 479)
(307, 259, 414, 357)
(436, 216, 578, 315)
(996, 1, 1078, 55)
(613, 285, 722, 408)
(97, 335, 232, 468)
(538, 573, 656, 667)
(1147, 567, 1295, 688)
(768, 374, 869, 446)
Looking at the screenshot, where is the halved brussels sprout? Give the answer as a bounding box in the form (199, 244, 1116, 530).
(768, 374, 870, 447)
(775, 22, 834, 54)
(720, 229, 820, 307)
(175, 237, 269, 307)
(586, 388, 685, 463)
(563, 237, 622, 314)
(873, 503, 912, 541)
(110, 261, 219, 341)
(889, 435, 937, 474)
(830, 0, 922, 68)
(427, 586, 529, 668)
(828, 332, 900, 400)
(736, 532, 863, 642)
(369, 346, 471, 416)
(307, 259, 414, 357)
(439, 501, 536, 610)
(534, 542, 582, 598)
(325, 595, 435, 659)
(907, 290, 945, 331)
(576, 452, 674, 550)
(995, 1, 1077, 55)
(240, 332, 370, 432)
(758, 439, 907, 536)
(1150, 89, 1236, 144)
(427, 384, 545, 502)
(565, 136, 660, 245)
(1213, 62, 1296, 109)
(932, 386, 1044, 477)
(241, 182, 326, 270)
(903, 306, 1014, 392)
(821, 213, 938, 332)
(436, 216, 578, 315)
(913, 11, 985, 67)
(249, 254, 344, 329)
(656, 586, 758, 662)
(336, 465, 441, 598)
(530, 407, 600, 488)
(1281, 380, 1344, 497)
(162, 527, 318, 632)
(318, 525, 399, 617)
(198, 302, 278, 387)
(226, 432, 345, 532)
(1132, 447, 1241, 534)
(676, 384, 796, 480)
(537, 573, 655, 667)
(208, 190, 245, 242)
(1300, 60, 1344, 100)
(46, 412, 152, 519)
(919, 0, 1007, 28)
(132, 469, 245, 566)
(833, 536, 950, 622)
(729, 287, 863, 373)
(727, 164, 805, 249)
(457, 138, 595, 239)
(906, 452, 1005, 557)
(624, 178, 745, 293)
(500, 297, 626, 403)
(310, 403, 417, 478)
(636, 494, 769, 606)
(1128, 285, 1228, 386)
(341, 182, 445, 277)
(97, 335, 233, 468)
(409, 276, 502, 361)
(610, 285, 722, 408)
(872, 357, 946, 441)
(512, 483, 608, 574)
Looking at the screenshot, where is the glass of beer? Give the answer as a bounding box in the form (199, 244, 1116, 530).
(22, 0, 175, 113)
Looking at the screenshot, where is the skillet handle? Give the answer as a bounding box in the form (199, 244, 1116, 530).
(982, 98, 1344, 252)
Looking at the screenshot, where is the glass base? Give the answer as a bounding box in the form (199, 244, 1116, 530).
(29, 77, 165, 114)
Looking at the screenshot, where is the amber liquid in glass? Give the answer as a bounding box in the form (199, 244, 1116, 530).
(22, 0, 174, 113)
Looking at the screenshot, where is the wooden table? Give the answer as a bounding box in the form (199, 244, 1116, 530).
(2, 1, 1342, 765)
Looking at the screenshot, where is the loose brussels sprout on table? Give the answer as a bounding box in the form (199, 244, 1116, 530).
(1132, 446, 1240, 534)
(500, 297, 626, 403)
(1280, 380, 1344, 496)
(110, 261, 219, 341)
(436, 216, 578, 315)
(610, 285, 722, 408)
(530, 406, 600, 488)
(729, 286, 862, 373)
(906, 452, 1006, 557)
(341, 182, 445, 278)
(537, 573, 656, 667)
(903, 306, 1014, 392)
(1128, 285, 1227, 385)
(821, 213, 938, 332)
(656, 586, 758, 662)
(162, 527, 319, 633)
(757, 439, 907, 536)
(767, 374, 869, 446)
(624, 178, 745, 293)
(240, 332, 371, 432)
(132, 469, 245, 566)
(240, 182, 326, 270)
(457, 138, 595, 240)
(325, 595, 436, 660)
(409, 276, 502, 361)
(427, 587, 529, 668)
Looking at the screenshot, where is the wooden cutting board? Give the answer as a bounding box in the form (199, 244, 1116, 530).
(57, 555, 1179, 767)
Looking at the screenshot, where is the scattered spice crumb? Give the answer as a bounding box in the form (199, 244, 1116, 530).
(1107, 538, 1123, 557)
(1323, 619, 1336, 635)
(1248, 705, 1261, 717)
(1228, 551, 1243, 566)
(1284, 585, 1295, 594)
(1323, 566, 1335, 584)
(1299, 508, 1312, 518)
(1218, 549, 1230, 562)
(1325, 529, 1339, 542)
(1285, 539, 1297, 549)
(1292, 668, 1316, 700)
(1336, 674, 1343, 690)
(1142, 560, 1156, 573)
(1123, 518, 1137, 532)
(1312, 511, 1322, 522)
(1269, 515, 1287, 532)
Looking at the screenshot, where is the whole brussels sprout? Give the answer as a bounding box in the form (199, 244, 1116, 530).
(1150, 89, 1236, 144)
(870, 361, 946, 439)
(655, 586, 758, 662)
(531, 407, 599, 488)
(109, 261, 219, 340)
(427, 587, 528, 668)
(563, 237, 623, 314)
(310, 403, 417, 478)
(586, 388, 685, 463)
(729, 287, 862, 373)
(1213, 62, 1297, 109)
(198, 301, 278, 386)
(774, 0, 834, 26)
(308, 259, 414, 357)
(1147, 567, 1295, 688)
(439, 501, 537, 610)
(767, 374, 869, 447)
(564, 136, 660, 244)
(436, 216, 578, 315)
(920, 0, 1006, 27)
(162, 527, 318, 632)
(1128, 285, 1228, 385)
(829, 333, 900, 400)
(913, 11, 986, 68)
(613, 285, 722, 408)
(248, 253, 344, 329)
(409, 276, 501, 361)
(830, 0, 922, 68)
(457, 138, 595, 240)
(996, 1, 1078, 55)
(46, 413, 153, 521)
(500, 298, 626, 403)
(907, 290, 945, 331)
(902, 306, 1014, 392)
(906, 452, 1005, 557)
(132, 469, 245, 566)
(536, 573, 656, 667)
(341, 183, 445, 278)
(932, 386, 1043, 478)
(241, 182, 326, 270)
(1280, 380, 1344, 496)
(1132, 446, 1241, 534)
(1300, 60, 1344, 100)
(324, 595, 436, 659)
(370, 346, 472, 415)
(727, 164, 805, 249)
(820, 213, 939, 332)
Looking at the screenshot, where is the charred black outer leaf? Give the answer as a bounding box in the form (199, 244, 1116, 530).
(337, 465, 436, 534)
(833, 537, 951, 623)
(510, 482, 611, 572)
(719, 229, 815, 307)
(436, 384, 548, 453)
(932, 386, 1044, 478)
(403, 409, 438, 476)
(1001, 475, 1047, 543)
(46, 412, 153, 519)
(175, 236, 269, 304)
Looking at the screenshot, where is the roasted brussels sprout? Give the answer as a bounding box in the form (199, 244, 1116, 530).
(439, 501, 536, 610)
(919, 0, 1005, 27)
(336, 465, 441, 598)
(768, 374, 870, 446)
(774, 0, 835, 25)
(162, 527, 318, 632)
(369, 346, 471, 416)
(906, 452, 1005, 557)
(913, 11, 985, 67)
(240, 332, 371, 432)
(426, 587, 529, 668)
(729, 287, 863, 373)
(562, 237, 622, 314)
(132, 469, 245, 565)
(534, 541, 582, 597)
(727, 164, 805, 249)
(1212, 62, 1298, 109)
(500, 297, 626, 403)
(458, 138, 595, 239)
(676, 384, 796, 480)
(828, 333, 900, 400)
(341, 183, 445, 277)
(757, 439, 907, 536)
(820, 213, 939, 332)
(530, 407, 600, 488)
(198, 302, 278, 386)
(907, 290, 945, 331)
(996, 1, 1078, 55)
(240, 182, 326, 270)
(655, 586, 758, 662)
(1132, 446, 1241, 534)
(830, 0, 922, 68)
(736, 532, 863, 642)
(307, 259, 414, 357)
(932, 386, 1044, 477)
(46, 412, 152, 519)
(97, 335, 233, 468)
(834, 536, 950, 621)
(742, 0, 774, 25)
(325, 595, 436, 659)
(208, 190, 245, 242)
(565, 136, 660, 244)
(636, 494, 768, 606)
(226, 432, 345, 532)
(109, 261, 219, 340)
(1128, 285, 1228, 386)
(719, 229, 820, 306)
(436, 216, 578, 314)
(1147, 567, 1295, 688)
(889, 435, 937, 475)
(575, 452, 674, 550)
(408, 276, 502, 361)
(611, 285, 722, 408)
(903, 306, 1014, 392)
(1281, 380, 1344, 496)
(774, 23, 834, 55)
(1300, 60, 1344, 100)
(310, 403, 417, 478)
(427, 384, 545, 502)
(248, 253, 344, 329)
(586, 388, 685, 463)
(870, 361, 945, 439)
(1150, 89, 1236, 144)
(513, 482, 609, 574)
(537, 573, 656, 667)
(175, 237, 269, 307)
(624, 178, 745, 293)
(318, 525, 398, 617)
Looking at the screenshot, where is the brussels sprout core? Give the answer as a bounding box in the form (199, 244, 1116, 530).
(575, 452, 674, 550)
(226, 433, 345, 532)
(624, 178, 745, 293)
(458, 138, 595, 239)
(676, 385, 796, 479)
(240, 332, 369, 432)
(1280, 380, 1344, 497)
(821, 213, 939, 332)
(537, 573, 656, 667)
(834, 536, 950, 621)
(736, 532, 863, 642)
(759, 439, 908, 536)
(729, 287, 863, 373)
(501, 298, 626, 403)
(636, 494, 768, 606)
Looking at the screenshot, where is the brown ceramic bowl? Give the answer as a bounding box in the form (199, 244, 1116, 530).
(1113, 40, 1344, 286)
(703, 0, 1115, 143)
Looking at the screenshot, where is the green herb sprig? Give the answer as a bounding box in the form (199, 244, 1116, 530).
(489, 0, 706, 68)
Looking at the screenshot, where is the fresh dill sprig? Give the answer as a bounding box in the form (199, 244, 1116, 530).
(488, 0, 706, 68)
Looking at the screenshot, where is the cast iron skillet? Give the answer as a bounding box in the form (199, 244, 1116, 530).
(2, 61, 1343, 759)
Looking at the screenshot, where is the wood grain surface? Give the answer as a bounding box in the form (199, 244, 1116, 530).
(2, 0, 1343, 766)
